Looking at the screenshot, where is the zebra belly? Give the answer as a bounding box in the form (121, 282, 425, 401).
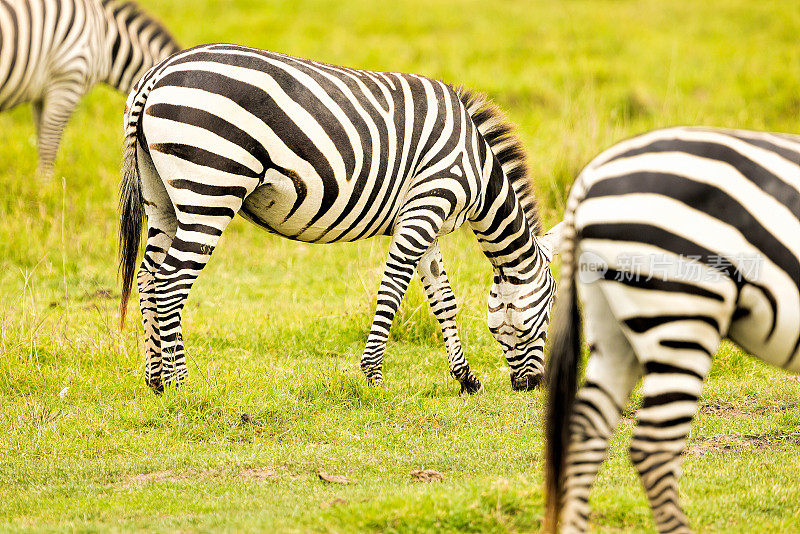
(240, 173, 402, 243)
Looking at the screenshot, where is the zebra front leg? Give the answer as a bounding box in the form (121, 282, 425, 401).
(417, 240, 481, 394)
(629, 330, 717, 534)
(35, 80, 84, 179)
(360, 212, 444, 385)
(32, 99, 42, 136)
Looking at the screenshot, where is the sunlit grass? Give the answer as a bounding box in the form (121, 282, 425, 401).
(1, 0, 799, 531)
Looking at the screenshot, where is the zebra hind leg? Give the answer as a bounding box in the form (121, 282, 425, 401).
(137, 145, 177, 393)
(154, 209, 240, 388)
(35, 81, 84, 179)
(360, 210, 445, 385)
(417, 241, 481, 394)
(148, 162, 250, 388)
(559, 281, 642, 532)
(629, 326, 718, 534)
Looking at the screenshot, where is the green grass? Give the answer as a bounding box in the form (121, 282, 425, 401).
(2, 0, 800, 531)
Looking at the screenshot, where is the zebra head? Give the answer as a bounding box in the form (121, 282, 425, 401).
(487, 222, 564, 390)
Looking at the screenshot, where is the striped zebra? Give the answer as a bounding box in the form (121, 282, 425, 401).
(544, 126, 800, 533)
(0, 0, 179, 177)
(117, 43, 564, 394)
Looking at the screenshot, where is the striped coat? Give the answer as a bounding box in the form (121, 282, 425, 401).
(118, 44, 562, 393)
(545, 126, 800, 533)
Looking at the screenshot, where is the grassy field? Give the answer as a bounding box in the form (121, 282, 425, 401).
(2, 0, 800, 531)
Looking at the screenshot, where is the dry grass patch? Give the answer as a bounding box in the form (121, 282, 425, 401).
(686, 434, 800, 455)
(121, 465, 298, 486)
(700, 399, 800, 418)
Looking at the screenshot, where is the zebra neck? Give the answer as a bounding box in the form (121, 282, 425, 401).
(470, 165, 539, 274)
(100, 0, 179, 92)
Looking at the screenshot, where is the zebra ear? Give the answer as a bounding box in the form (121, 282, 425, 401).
(538, 221, 566, 263)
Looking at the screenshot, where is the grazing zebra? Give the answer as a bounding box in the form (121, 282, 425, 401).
(0, 0, 179, 176)
(117, 43, 563, 394)
(545, 126, 800, 533)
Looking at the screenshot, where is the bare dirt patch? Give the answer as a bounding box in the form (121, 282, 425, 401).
(124, 470, 176, 485)
(80, 288, 117, 309)
(121, 469, 217, 486)
(240, 466, 283, 480)
(686, 433, 800, 455)
(318, 471, 357, 484)
(121, 465, 295, 486)
(238, 465, 304, 481)
(699, 400, 799, 418)
(89, 289, 115, 300)
(410, 469, 445, 482)
(320, 497, 349, 508)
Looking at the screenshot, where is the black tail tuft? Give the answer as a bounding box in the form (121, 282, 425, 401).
(118, 114, 144, 329)
(544, 228, 582, 532)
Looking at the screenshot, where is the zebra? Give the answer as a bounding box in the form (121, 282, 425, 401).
(544, 126, 800, 533)
(116, 43, 564, 395)
(0, 0, 179, 177)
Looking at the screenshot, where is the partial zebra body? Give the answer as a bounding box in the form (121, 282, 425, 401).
(142, 45, 478, 243)
(0, 0, 105, 110)
(545, 126, 800, 533)
(0, 0, 178, 175)
(119, 43, 562, 394)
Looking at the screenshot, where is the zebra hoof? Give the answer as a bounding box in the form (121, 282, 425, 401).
(146, 378, 164, 395)
(459, 374, 483, 395)
(366, 376, 384, 387)
(511, 373, 542, 391)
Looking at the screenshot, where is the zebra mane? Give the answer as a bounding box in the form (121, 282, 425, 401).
(455, 86, 541, 236)
(100, 0, 180, 90)
(100, 0, 173, 34)
(105, 0, 179, 44)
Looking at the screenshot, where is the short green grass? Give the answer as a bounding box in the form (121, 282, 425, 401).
(2, 0, 800, 531)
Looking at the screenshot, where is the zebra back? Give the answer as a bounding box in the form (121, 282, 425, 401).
(101, 0, 180, 92)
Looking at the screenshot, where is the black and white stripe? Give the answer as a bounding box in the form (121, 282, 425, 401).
(0, 0, 179, 176)
(117, 43, 563, 394)
(545, 126, 800, 533)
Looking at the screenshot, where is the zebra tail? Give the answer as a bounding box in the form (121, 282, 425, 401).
(118, 86, 149, 329)
(544, 186, 583, 533)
